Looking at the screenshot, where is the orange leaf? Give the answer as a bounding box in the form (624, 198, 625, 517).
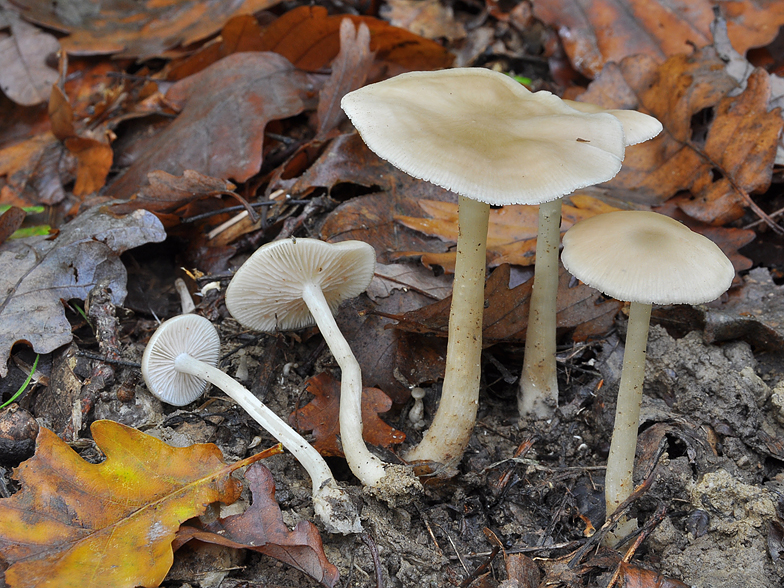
(0, 420, 278, 588)
(394, 196, 621, 271)
(0, 206, 26, 245)
(290, 372, 405, 457)
(65, 136, 113, 196)
(0, 132, 66, 205)
(533, 0, 784, 78)
(175, 463, 339, 587)
(583, 49, 782, 225)
(257, 5, 452, 72)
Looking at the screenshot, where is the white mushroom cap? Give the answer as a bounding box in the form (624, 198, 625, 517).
(341, 68, 626, 206)
(562, 100, 663, 146)
(141, 314, 221, 406)
(226, 238, 376, 332)
(561, 211, 734, 305)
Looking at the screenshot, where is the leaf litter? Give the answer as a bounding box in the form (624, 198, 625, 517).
(0, 1, 783, 587)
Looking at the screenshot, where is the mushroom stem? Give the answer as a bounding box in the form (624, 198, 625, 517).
(605, 301, 652, 517)
(301, 283, 388, 488)
(405, 196, 490, 465)
(172, 352, 361, 534)
(518, 198, 562, 419)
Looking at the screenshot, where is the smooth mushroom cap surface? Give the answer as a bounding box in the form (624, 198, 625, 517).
(141, 314, 221, 406)
(561, 211, 735, 305)
(341, 68, 626, 206)
(226, 238, 376, 332)
(562, 100, 663, 146)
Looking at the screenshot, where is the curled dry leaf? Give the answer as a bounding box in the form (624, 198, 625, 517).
(0, 206, 166, 377)
(290, 372, 406, 456)
(175, 462, 339, 588)
(533, 0, 784, 78)
(0, 132, 67, 205)
(382, 0, 467, 42)
(0, 420, 280, 588)
(108, 52, 320, 200)
(10, 0, 281, 59)
(0, 206, 26, 245)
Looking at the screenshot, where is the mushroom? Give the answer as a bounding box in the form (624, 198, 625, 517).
(561, 211, 733, 534)
(142, 313, 362, 534)
(341, 67, 628, 466)
(518, 100, 663, 421)
(225, 238, 420, 496)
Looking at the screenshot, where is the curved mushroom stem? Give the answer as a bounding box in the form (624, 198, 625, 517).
(605, 301, 652, 518)
(173, 353, 362, 534)
(301, 283, 388, 488)
(518, 198, 562, 419)
(405, 196, 490, 465)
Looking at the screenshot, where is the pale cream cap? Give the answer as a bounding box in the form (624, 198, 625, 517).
(226, 238, 376, 332)
(341, 68, 626, 206)
(561, 211, 734, 305)
(562, 99, 663, 146)
(141, 314, 220, 406)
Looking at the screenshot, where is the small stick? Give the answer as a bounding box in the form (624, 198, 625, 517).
(360, 532, 385, 588)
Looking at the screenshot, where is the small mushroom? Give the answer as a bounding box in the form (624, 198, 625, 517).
(342, 67, 627, 466)
(225, 238, 419, 495)
(141, 313, 361, 534)
(561, 211, 733, 534)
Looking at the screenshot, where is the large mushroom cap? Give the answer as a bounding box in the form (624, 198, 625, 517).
(226, 238, 376, 332)
(142, 314, 220, 406)
(561, 211, 734, 305)
(341, 68, 626, 206)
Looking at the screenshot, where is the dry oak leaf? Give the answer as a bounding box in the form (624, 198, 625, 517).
(387, 264, 621, 344)
(175, 462, 339, 588)
(0, 420, 280, 588)
(533, 0, 784, 78)
(395, 195, 620, 272)
(584, 47, 782, 224)
(256, 5, 453, 72)
(0, 206, 26, 245)
(108, 52, 320, 201)
(10, 0, 282, 58)
(0, 15, 59, 106)
(290, 372, 405, 457)
(0, 206, 166, 377)
(381, 0, 466, 42)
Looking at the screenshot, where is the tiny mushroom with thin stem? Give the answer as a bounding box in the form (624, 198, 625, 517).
(142, 313, 362, 534)
(225, 238, 420, 496)
(561, 211, 734, 537)
(341, 67, 630, 466)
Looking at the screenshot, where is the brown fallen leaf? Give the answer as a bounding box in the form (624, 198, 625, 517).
(290, 372, 406, 457)
(0, 206, 26, 245)
(47, 85, 75, 141)
(0, 131, 68, 205)
(255, 5, 453, 72)
(395, 195, 621, 272)
(0, 420, 280, 588)
(533, 0, 784, 79)
(108, 52, 320, 201)
(0, 206, 166, 377)
(387, 264, 622, 344)
(617, 561, 690, 588)
(0, 15, 59, 106)
(11, 0, 281, 59)
(381, 0, 466, 42)
(64, 135, 113, 196)
(316, 18, 374, 139)
(582, 47, 782, 225)
(109, 170, 237, 218)
(175, 462, 339, 588)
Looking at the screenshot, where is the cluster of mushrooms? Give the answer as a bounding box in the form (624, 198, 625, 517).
(141, 68, 735, 541)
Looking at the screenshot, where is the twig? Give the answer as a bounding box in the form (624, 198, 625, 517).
(685, 139, 784, 235)
(360, 532, 385, 588)
(742, 204, 784, 230)
(605, 504, 668, 588)
(459, 544, 500, 588)
(75, 350, 141, 368)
